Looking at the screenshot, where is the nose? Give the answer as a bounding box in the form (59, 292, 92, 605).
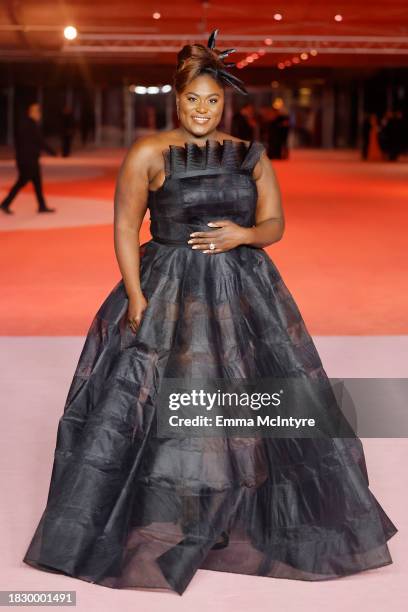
(195, 102, 208, 114)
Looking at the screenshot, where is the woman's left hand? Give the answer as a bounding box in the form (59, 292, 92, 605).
(187, 220, 251, 254)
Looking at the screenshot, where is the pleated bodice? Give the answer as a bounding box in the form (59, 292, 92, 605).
(147, 139, 266, 246)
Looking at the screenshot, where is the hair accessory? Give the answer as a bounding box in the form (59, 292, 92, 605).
(204, 28, 248, 95)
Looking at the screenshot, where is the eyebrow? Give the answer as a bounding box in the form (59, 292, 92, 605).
(185, 92, 221, 97)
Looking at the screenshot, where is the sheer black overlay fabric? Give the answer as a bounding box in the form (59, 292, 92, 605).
(23, 139, 397, 594)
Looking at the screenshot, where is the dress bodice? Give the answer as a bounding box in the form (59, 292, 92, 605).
(147, 139, 265, 246)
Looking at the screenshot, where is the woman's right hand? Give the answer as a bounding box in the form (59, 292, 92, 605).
(127, 292, 148, 333)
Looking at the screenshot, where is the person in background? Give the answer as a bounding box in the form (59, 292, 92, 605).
(263, 102, 290, 160)
(361, 113, 371, 160)
(263, 107, 280, 158)
(366, 113, 383, 161)
(378, 110, 394, 158)
(269, 103, 289, 159)
(381, 110, 405, 162)
(0, 102, 57, 214)
(230, 101, 257, 140)
(275, 102, 290, 159)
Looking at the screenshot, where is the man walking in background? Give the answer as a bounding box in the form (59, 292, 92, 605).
(0, 102, 57, 215)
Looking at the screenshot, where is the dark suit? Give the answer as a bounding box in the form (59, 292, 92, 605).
(1, 116, 56, 211)
(231, 113, 254, 141)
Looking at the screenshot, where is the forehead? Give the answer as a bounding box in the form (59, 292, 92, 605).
(182, 74, 224, 96)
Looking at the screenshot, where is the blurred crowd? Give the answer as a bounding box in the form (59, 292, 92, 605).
(232, 101, 407, 163)
(362, 111, 407, 162)
(231, 101, 290, 160)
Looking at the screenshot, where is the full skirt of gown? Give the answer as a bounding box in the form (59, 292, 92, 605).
(22, 238, 398, 594)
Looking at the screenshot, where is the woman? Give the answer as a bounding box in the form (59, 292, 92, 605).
(23, 30, 397, 595)
(366, 113, 384, 161)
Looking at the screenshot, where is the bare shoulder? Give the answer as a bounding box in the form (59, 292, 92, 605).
(119, 132, 177, 182)
(125, 132, 172, 163)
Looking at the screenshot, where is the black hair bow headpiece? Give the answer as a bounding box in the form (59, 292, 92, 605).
(204, 28, 248, 95)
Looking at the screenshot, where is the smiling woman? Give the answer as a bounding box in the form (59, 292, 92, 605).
(22, 28, 398, 596)
(174, 45, 226, 135)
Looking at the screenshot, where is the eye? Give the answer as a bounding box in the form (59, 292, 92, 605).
(187, 96, 197, 102)
(209, 98, 219, 104)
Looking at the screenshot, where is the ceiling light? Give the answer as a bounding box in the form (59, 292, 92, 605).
(63, 25, 77, 40)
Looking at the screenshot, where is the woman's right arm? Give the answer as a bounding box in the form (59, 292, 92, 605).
(113, 138, 154, 332)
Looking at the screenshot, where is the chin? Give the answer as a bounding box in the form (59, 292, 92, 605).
(188, 123, 215, 137)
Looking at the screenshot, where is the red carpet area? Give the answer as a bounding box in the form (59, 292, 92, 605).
(1, 149, 407, 335)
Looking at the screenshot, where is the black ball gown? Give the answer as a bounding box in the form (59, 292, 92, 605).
(23, 139, 398, 595)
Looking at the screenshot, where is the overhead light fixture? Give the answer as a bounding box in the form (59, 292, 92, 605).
(334, 14, 343, 22)
(273, 13, 283, 21)
(153, 12, 161, 19)
(131, 85, 171, 94)
(63, 25, 77, 40)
